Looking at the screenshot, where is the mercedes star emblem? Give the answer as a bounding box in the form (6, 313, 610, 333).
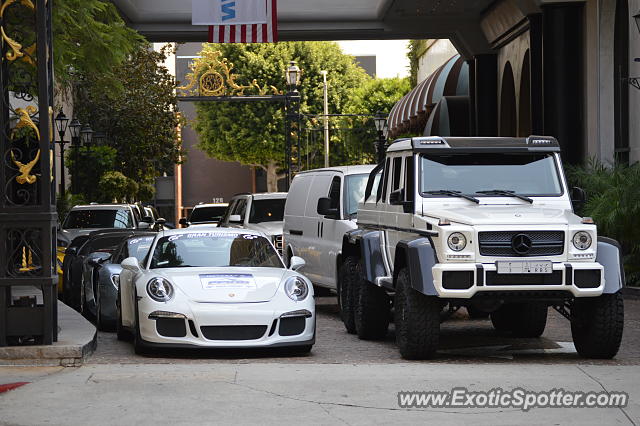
(511, 233, 532, 255)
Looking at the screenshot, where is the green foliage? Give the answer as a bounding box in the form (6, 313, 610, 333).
(66, 145, 117, 202)
(137, 183, 156, 203)
(566, 160, 640, 285)
(53, 0, 144, 89)
(73, 44, 183, 185)
(98, 171, 138, 203)
(406, 40, 427, 88)
(344, 77, 410, 115)
(193, 42, 370, 188)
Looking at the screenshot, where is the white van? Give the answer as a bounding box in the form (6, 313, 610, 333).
(283, 165, 379, 291)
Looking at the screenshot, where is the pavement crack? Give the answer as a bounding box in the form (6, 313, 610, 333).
(576, 366, 636, 426)
(228, 381, 518, 414)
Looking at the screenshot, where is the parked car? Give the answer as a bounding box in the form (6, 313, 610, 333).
(338, 135, 625, 360)
(57, 204, 143, 250)
(88, 233, 156, 330)
(282, 165, 379, 295)
(63, 229, 157, 314)
(117, 228, 315, 354)
(179, 202, 229, 227)
(219, 193, 287, 254)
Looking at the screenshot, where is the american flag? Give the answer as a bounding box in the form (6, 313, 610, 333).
(207, 0, 278, 43)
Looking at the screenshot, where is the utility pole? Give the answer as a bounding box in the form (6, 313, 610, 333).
(321, 70, 329, 168)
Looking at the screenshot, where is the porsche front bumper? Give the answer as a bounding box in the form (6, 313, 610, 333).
(137, 296, 315, 348)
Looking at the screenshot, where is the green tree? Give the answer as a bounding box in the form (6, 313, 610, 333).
(72, 44, 183, 194)
(65, 145, 117, 202)
(192, 42, 370, 191)
(98, 171, 139, 203)
(53, 0, 144, 89)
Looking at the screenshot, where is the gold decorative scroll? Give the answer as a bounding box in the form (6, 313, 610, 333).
(1, 26, 23, 61)
(178, 49, 283, 97)
(11, 149, 40, 184)
(15, 106, 40, 140)
(0, 0, 35, 62)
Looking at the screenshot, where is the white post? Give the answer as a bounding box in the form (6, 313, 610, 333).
(321, 70, 329, 168)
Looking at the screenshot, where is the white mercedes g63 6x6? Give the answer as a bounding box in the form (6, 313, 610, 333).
(338, 136, 625, 360)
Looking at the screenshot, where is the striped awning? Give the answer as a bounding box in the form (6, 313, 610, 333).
(387, 54, 469, 138)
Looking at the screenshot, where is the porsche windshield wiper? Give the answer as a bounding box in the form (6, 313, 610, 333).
(476, 189, 533, 204)
(423, 190, 480, 204)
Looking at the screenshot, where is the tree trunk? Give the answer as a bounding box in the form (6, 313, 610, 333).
(266, 161, 279, 192)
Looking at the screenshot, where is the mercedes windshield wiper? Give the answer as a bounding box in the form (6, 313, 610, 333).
(423, 190, 480, 204)
(476, 189, 533, 204)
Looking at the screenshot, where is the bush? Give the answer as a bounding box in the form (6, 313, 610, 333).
(56, 192, 86, 223)
(98, 171, 138, 203)
(566, 160, 640, 285)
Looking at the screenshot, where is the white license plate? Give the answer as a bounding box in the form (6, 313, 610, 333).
(496, 261, 552, 274)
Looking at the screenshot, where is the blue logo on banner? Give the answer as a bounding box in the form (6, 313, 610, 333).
(220, 1, 236, 21)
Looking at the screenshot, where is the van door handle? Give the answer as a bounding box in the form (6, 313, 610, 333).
(317, 222, 320, 237)
(321, 222, 324, 238)
(290, 230, 303, 236)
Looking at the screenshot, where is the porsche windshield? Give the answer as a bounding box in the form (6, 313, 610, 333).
(150, 233, 283, 269)
(420, 153, 563, 197)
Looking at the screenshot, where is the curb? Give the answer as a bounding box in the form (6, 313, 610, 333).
(0, 301, 97, 367)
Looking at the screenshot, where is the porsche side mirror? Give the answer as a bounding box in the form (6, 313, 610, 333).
(178, 217, 189, 227)
(65, 246, 77, 256)
(121, 256, 141, 272)
(289, 256, 306, 271)
(88, 252, 111, 267)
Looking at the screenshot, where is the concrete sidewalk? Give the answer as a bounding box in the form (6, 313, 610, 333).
(0, 300, 96, 367)
(0, 363, 638, 425)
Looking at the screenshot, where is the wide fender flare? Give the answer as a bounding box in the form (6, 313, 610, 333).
(395, 238, 438, 296)
(341, 229, 385, 284)
(596, 237, 625, 294)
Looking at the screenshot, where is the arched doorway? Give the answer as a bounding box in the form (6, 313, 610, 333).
(518, 50, 531, 137)
(614, 0, 629, 164)
(500, 62, 517, 136)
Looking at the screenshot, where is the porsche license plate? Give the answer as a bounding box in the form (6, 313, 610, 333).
(496, 261, 552, 274)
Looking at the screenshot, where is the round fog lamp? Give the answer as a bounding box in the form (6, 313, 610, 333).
(447, 232, 467, 251)
(572, 231, 592, 250)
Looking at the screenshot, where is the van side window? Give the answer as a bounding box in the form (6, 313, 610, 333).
(380, 158, 391, 202)
(392, 157, 402, 191)
(328, 176, 341, 211)
(405, 156, 414, 202)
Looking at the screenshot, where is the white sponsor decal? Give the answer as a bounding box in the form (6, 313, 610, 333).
(200, 273, 256, 290)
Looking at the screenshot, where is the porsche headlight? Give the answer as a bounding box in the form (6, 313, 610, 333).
(447, 232, 467, 251)
(572, 231, 592, 250)
(284, 276, 309, 301)
(146, 277, 174, 302)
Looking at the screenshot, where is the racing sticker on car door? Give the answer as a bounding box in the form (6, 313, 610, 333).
(200, 273, 257, 290)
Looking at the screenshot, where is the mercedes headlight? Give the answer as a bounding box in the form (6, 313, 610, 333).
(284, 276, 309, 301)
(146, 277, 174, 302)
(447, 232, 467, 251)
(572, 231, 592, 250)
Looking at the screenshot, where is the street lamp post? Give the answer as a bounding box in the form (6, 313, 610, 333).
(284, 61, 302, 189)
(68, 118, 81, 194)
(374, 111, 388, 164)
(54, 111, 69, 196)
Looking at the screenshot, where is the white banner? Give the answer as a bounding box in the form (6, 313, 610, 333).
(192, 0, 267, 25)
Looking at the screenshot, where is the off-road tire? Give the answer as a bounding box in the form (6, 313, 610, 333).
(490, 303, 547, 337)
(355, 266, 390, 340)
(394, 267, 440, 359)
(571, 292, 624, 359)
(338, 257, 359, 334)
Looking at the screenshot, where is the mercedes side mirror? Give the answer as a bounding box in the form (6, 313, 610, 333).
(317, 197, 338, 219)
(121, 256, 141, 272)
(571, 186, 586, 212)
(229, 214, 243, 223)
(289, 256, 306, 271)
(65, 246, 78, 256)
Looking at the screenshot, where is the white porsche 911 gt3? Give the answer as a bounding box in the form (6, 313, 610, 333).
(116, 228, 315, 354)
